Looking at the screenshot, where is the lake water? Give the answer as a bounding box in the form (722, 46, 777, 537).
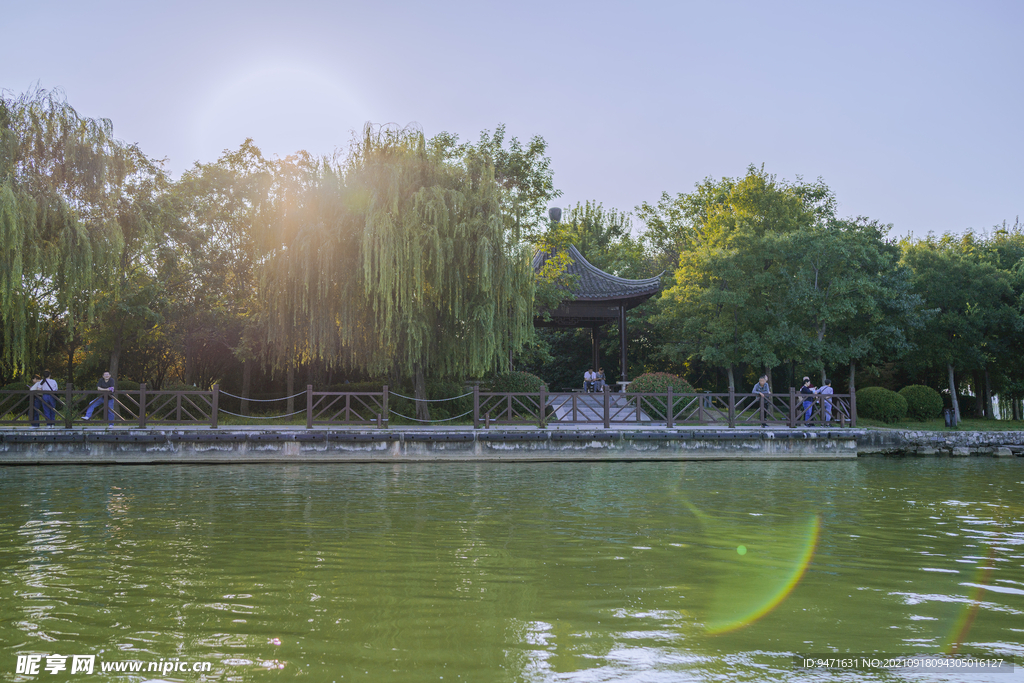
(1, 459, 1022, 682)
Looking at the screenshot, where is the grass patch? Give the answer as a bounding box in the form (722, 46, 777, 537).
(859, 417, 1024, 432)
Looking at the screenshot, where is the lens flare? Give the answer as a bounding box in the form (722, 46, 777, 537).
(945, 543, 995, 654)
(700, 513, 820, 634)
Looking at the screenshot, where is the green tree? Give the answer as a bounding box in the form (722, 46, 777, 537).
(657, 167, 831, 391)
(776, 217, 921, 391)
(263, 125, 538, 419)
(462, 124, 559, 242)
(0, 87, 167, 382)
(901, 236, 1018, 423)
(169, 140, 273, 401)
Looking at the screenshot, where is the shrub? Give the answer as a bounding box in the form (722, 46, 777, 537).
(898, 385, 943, 421)
(626, 372, 695, 395)
(856, 386, 907, 423)
(627, 372, 696, 421)
(489, 371, 547, 393)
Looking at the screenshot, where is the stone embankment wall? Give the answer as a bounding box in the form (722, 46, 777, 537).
(0, 429, 858, 463)
(857, 430, 1024, 457)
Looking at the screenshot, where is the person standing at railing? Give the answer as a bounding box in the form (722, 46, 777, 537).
(28, 374, 42, 427)
(800, 377, 816, 425)
(30, 371, 58, 427)
(816, 379, 833, 424)
(752, 375, 771, 427)
(83, 371, 116, 424)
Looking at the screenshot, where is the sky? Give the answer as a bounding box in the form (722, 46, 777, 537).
(3, 0, 1021, 239)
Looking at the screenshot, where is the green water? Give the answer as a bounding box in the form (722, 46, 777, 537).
(1, 459, 1022, 682)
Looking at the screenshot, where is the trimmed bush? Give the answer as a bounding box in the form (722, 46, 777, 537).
(626, 372, 696, 421)
(626, 372, 695, 395)
(489, 371, 548, 393)
(856, 386, 907, 423)
(898, 385, 943, 421)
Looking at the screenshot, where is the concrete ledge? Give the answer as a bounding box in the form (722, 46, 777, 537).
(0, 428, 860, 464)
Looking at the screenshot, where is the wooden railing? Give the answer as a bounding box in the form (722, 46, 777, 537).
(0, 385, 856, 429)
(475, 387, 855, 428)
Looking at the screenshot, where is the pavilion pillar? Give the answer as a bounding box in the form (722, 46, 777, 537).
(591, 325, 601, 374)
(619, 304, 627, 383)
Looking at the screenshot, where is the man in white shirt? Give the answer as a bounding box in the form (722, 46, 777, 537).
(584, 369, 596, 393)
(30, 370, 59, 427)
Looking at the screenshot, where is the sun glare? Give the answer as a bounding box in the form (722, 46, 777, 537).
(191, 62, 368, 165)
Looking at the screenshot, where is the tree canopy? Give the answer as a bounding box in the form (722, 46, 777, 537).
(3, 86, 1022, 422)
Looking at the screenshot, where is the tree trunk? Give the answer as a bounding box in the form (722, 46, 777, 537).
(108, 334, 122, 384)
(948, 364, 960, 424)
(241, 361, 252, 417)
(984, 368, 993, 419)
(183, 339, 194, 386)
(286, 364, 295, 414)
(414, 364, 430, 421)
(764, 365, 773, 392)
(726, 365, 736, 393)
(849, 361, 856, 395)
(973, 370, 985, 418)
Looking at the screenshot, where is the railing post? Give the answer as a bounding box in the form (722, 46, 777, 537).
(211, 384, 219, 429)
(728, 387, 736, 428)
(65, 383, 73, 429)
(139, 383, 147, 428)
(102, 393, 110, 427)
(603, 385, 610, 429)
(698, 393, 704, 424)
(850, 391, 857, 428)
(789, 388, 797, 428)
(306, 385, 313, 429)
(663, 385, 671, 428)
(382, 385, 389, 429)
(538, 386, 547, 429)
(472, 384, 479, 429)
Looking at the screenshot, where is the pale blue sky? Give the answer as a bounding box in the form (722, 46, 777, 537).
(3, 0, 1021, 237)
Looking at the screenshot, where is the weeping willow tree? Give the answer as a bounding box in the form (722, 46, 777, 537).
(0, 87, 143, 377)
(263, 125, 537, 418)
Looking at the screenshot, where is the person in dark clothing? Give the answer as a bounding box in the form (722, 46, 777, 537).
(83, 371, 115, 423)
(800, 376, 816, 424)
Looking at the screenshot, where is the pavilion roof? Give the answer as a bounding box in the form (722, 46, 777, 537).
(532, 244, 662, 303)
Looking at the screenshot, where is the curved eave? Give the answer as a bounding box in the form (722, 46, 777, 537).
(533, 244, 664, 302)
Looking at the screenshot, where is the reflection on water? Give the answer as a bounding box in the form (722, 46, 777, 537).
(1, 459, 1022, 681)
